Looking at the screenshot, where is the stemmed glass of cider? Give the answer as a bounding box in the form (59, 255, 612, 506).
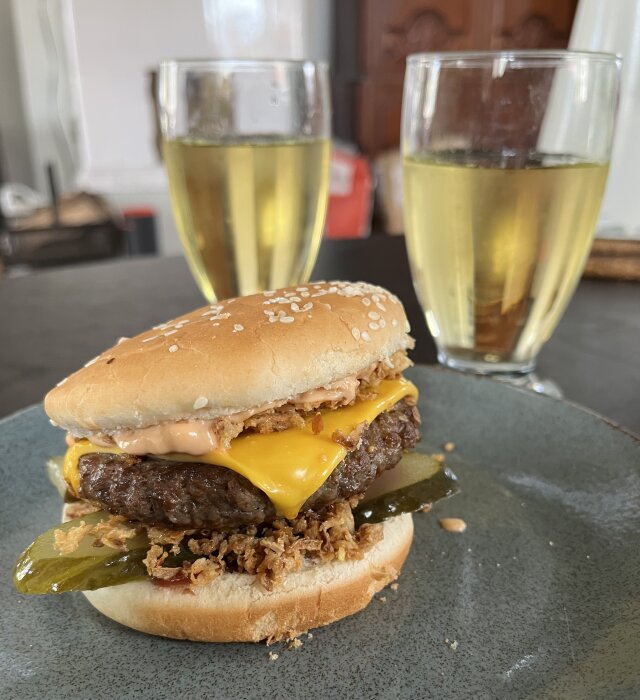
(158, 60, 331, 302)
(402, 51, 620, 394)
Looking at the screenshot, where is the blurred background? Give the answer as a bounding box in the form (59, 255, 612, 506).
(1, 0, 637, 278)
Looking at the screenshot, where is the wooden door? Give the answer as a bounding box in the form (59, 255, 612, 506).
(332, 0, 578, 156)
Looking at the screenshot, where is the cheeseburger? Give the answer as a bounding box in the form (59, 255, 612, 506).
(15, 281, 449, 642)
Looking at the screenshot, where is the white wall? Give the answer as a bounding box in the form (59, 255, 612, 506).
(11, 0, 332, 255)
(12, 0, 78, 194)
(202, 0, 332, 62)
(570, 0, 640, 238)
(0, 0, 34, 187)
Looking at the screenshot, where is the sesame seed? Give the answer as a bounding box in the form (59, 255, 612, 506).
(84, 356, 99, 367)
(203, 307, 226, 317)
(233, 324, 244, 332)
(372, 294, 380, 302)
(338, 285, 365, 297)
(351, 327, 361, 340)
(369, 322, 380, 330)
(362, 298, 371, 307)
(379, 319, 386, 328)
(361, 331, 371, 342)
(280, 316, 294, 323)
(368, 311, 380, 320)
(391, 319, 398, 327)
(376, 303, 387, 311)
(168, 344, 178, 353)
(263, 290, 276, 297)
(300, 302, 313, 312)
(55, 377, 67, 387)
(49, 418, 59, 427)
(193, 396, 208, 410)
(296, 287, 308, 292)
(290, 303, 300, 312)
(117, 337, 129, 344)
(164, 330, 178, 336)
(142, 336, 158, 343)
(300, 291, 310, 298)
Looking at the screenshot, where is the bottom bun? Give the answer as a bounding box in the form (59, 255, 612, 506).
(80, 513, 413, 643)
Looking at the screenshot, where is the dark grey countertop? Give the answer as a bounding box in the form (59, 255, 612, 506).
(1, 236, 639, 433)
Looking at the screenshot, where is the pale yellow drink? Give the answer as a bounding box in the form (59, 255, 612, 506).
(403, 151, 608, 369)
(164, 137, 330, 301)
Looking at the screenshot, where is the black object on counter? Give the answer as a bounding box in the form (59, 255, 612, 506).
(122, 207, 158, 256)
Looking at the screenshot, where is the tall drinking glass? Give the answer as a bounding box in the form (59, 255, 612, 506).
(158, 60, 331, 302)
(402, 51, 620, 391)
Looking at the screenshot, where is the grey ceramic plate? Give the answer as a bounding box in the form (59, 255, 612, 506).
(1, 366, 639, 700)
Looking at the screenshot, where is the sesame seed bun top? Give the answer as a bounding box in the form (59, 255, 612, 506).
(44, 281, 413, 434)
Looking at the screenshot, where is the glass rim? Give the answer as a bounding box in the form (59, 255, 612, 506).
(159, 58, 329, 72)
(406, 49, 621, 67)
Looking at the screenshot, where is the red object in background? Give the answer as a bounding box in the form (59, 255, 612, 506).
(325, 147, 373, 239)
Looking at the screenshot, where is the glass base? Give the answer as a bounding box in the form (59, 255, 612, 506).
(438, 351, 562, 398)
(438, 350, 535, 377)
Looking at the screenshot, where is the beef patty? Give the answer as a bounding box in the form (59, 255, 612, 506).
(77, 398, 421, 530)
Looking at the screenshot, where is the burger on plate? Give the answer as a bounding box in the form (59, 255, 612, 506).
(14, 281, 454, 642)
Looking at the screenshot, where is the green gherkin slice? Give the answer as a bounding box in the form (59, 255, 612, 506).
(13, 511, 149, 594)
(353, 452, 459, 527)
(45, 456, 66, 498)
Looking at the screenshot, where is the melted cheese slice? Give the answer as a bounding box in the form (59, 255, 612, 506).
(64, 378, 418, 519)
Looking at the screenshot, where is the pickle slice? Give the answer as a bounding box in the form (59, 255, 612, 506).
(353, 452, 459, 527)
(13, 511, 149, 594)
(45, 456, 66, 498)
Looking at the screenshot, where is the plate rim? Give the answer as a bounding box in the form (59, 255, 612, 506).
(409, 364, 640, 443)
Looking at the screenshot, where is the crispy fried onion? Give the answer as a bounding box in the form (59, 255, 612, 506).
(54, 501, 383, 592)
(210, 350, 412, 446)
(54, 514, 140, 554)
(331, 420, 369, 450)
(144, 500, 383, 591)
